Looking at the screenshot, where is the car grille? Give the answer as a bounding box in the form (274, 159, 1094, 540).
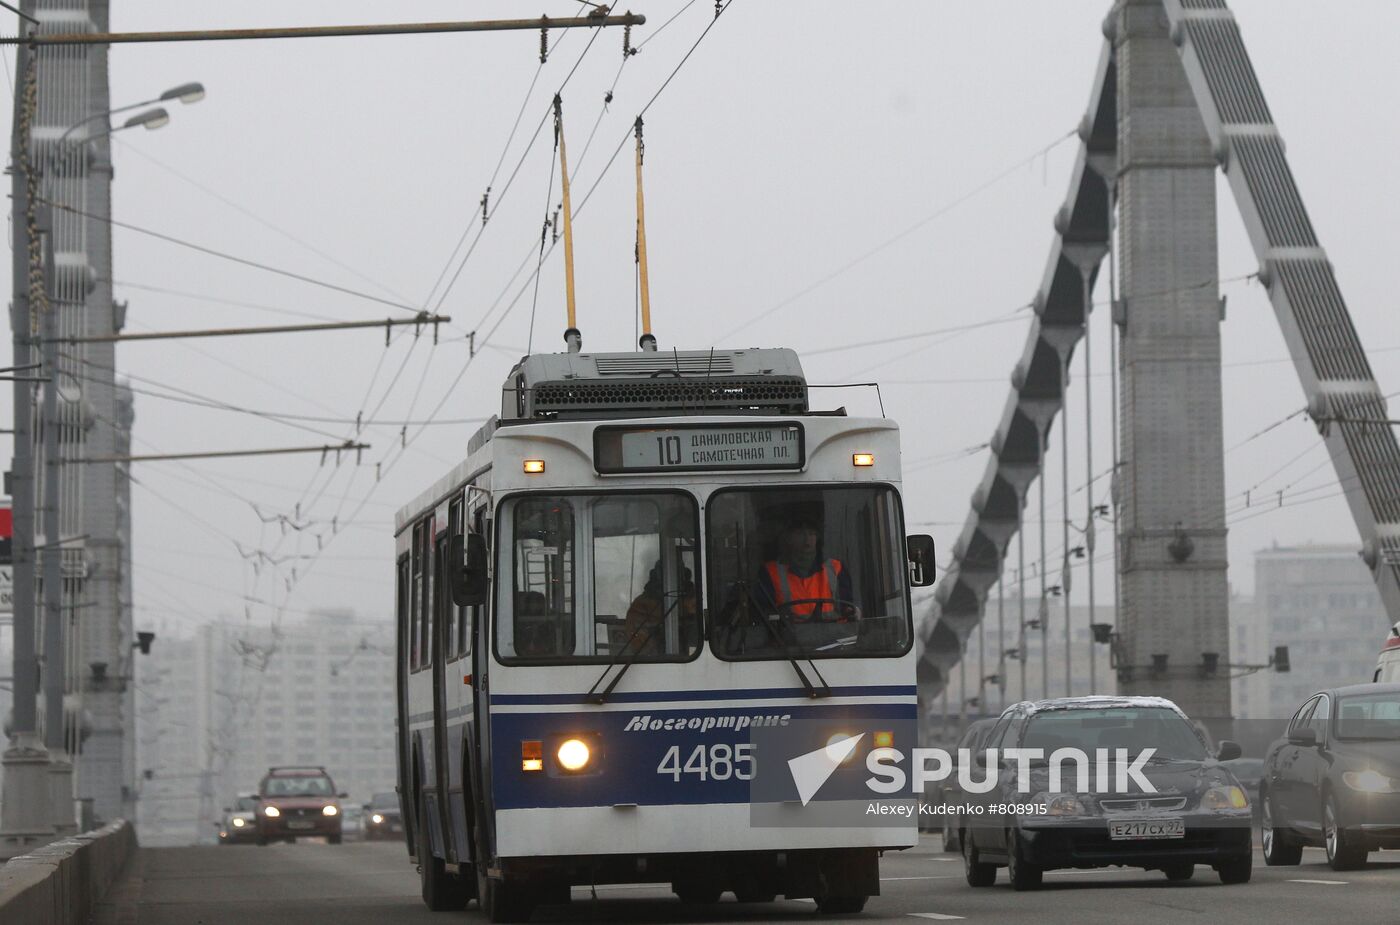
(1098, 796, 1188, 813)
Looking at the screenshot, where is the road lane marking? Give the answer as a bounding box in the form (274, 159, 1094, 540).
(909, 914, 966, 921)
(1287, 878, 1348, 885)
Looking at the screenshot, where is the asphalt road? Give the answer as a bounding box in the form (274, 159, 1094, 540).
(96, 835, 1400, 925)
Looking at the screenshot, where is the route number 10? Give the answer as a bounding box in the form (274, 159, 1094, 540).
(655, 435, 683, 466)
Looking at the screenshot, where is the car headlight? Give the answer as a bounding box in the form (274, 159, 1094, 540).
(1035, 793, 1086, 816)
(1343, 770, 1400, 794)
(232, 818, 245, 828)
(264, 805, 280, 818)
(557, 738, 591, 772)
(371, 813, 384, 824)
(322, 804, 339, 817)
(1202, 785, 1249, 810)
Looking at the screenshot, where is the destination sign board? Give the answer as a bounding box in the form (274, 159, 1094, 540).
(595, 424, 804, 474)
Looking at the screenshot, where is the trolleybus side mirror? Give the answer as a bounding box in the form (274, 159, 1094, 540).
(907, 534, 936, 587)
(449, 533, 490, 607)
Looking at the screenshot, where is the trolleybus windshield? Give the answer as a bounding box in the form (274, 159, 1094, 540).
(707, 485, 912, 660)
(498, 492, 702, 664)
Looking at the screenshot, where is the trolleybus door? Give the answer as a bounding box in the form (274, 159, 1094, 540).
(431, 527, 455, 860)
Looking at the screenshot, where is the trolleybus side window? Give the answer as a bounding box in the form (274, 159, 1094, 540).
(396, 553, 410, 664)
(707, 485, 912, 660)
(448, 496, 464, 660)
(499, 492, 701, 663)
(410, 523, 424, 671)
(419, 518, 434, 669)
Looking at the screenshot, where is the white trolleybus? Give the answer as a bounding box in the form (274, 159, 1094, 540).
(394, 347, 935, 921)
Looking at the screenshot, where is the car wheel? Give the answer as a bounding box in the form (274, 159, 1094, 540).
(416, 793, 470, 911)
(1324, 793, 1368, 871)
(1261, 791, 1302, 866)
(1163, 863, 1193, 882)
(815, 895, 867, 915)
(1216, 856, 1252, 885)
(962, 832, 996, 887)
(942, 817, 960, 853)
(1005, 831, 1043, 892)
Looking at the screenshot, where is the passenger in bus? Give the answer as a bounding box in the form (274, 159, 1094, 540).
(623, 563, 697, 655)
(756, 517, 855, 622)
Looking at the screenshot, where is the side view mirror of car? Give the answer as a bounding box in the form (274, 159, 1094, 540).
(906, 534, 936, 587)
(1287, 728, 1318, 748)
(448, 533, 490, 607)
(222, 806, 231, 813)
(338, 792, 349, 799)
(1216, 740, 1242, 761)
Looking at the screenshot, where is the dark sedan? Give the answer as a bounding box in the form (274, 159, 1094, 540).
(936, 717, 998, 851)
(1261, 682, 1400, 870)
(961, 696, 1253, 890)
(362, 791, 404, 841)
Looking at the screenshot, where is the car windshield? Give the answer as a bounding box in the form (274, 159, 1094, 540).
(499, 492, 701, 663)
(705, 486, 912, 660)
(370, 792, 398, 809)
(234, 797, 259, 812)
(1021, 707, 1207, 761)
(263, 775, 334, 797)
(1336, 692, 1400, 740)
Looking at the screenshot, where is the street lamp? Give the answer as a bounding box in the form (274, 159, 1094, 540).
(55, 80, 204, 145)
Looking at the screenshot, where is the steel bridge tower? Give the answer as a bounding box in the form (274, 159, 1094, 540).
(918, 0, 1400, 734)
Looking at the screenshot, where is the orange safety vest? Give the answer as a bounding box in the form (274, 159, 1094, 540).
(765, 559, 844, 619)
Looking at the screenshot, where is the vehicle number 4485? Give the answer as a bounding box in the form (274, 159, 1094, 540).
(657, 743, 755, 781)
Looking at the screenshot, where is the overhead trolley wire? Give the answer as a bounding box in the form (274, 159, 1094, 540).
(38, 196, 424, 315)
(714, 126, 1079, 344)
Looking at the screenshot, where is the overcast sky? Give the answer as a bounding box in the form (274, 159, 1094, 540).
(4, 0, 1397, 642)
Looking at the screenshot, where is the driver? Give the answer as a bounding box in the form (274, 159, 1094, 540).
(756, 516, 855, 622)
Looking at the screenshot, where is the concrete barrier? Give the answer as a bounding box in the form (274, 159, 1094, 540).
(0, 820, 137, 925)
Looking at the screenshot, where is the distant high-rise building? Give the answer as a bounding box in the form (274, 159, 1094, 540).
(135, 610, 395, 846)
(1247, 545, 1388, 722)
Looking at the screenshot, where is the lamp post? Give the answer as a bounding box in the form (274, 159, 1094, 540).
(55, 80, 201, 144)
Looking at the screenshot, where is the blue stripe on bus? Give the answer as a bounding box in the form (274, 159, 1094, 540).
(490, 701, 918, 809)
(489, 684, 916, 706)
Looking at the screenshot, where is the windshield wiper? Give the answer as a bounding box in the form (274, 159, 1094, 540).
(585, 595, 683, 705)
(741, 582, 831, 699)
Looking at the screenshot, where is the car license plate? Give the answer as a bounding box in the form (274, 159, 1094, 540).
(1109, 819, 1184, 840)
(287, 821, 314, 830)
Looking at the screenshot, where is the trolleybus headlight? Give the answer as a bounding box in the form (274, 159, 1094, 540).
(522, 740, 544, 772)
(322, 804, 339, 817)
(557, 738, 592, 772)
(523, 459, 546, 474)
(825, 732, 860, 766)
(852, 453, 875, 467)
(264, 805, 281, 818)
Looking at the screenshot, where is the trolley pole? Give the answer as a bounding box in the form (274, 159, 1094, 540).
(0, 9, 56, 856)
